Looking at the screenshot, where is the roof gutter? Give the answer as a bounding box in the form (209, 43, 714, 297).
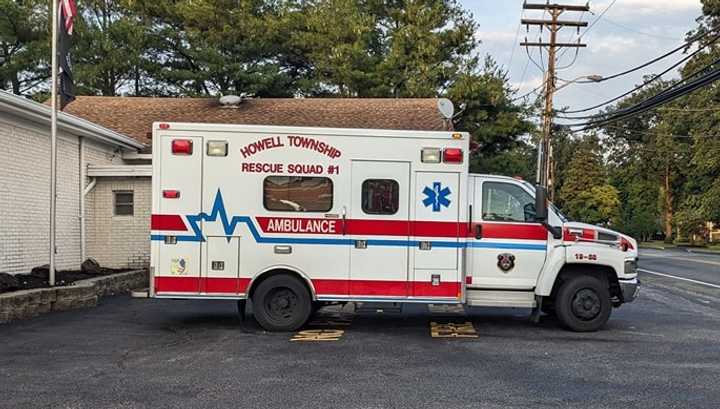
(0, 90, 144, 151)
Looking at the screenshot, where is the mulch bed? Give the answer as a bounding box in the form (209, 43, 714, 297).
(0, 262, 129, 295)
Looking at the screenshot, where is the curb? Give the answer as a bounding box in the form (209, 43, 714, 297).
(685, 248, 720, 256)
(0, 269, 148, 324)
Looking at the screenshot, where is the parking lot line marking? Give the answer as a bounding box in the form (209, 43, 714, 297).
(641, 254, 720, 267)
(430, 322, 478, 338)
(291, 329, 345, 342)
(639, 268, 720, 289)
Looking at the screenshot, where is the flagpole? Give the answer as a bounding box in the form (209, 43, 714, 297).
(50, 0, 58, 287)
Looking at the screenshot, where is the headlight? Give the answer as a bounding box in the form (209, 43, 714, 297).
(624, 259, 638, 276)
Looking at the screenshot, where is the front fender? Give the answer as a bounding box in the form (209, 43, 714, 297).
(535, 243, 623, 296)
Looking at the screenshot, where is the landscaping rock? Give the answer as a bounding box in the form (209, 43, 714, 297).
(81, 258, 102, 275)
(0, 273, 20, 292)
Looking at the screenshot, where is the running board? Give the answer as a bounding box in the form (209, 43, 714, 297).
(465, 290, 537, 308)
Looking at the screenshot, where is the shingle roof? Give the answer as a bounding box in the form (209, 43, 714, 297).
(62, 97, 452, 152)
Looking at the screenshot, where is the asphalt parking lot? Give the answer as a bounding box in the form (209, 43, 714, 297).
(1, 249, 719, 409)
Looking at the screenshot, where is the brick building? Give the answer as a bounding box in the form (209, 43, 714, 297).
(0, 91, 143, 274)
(2, 94, 453, 273)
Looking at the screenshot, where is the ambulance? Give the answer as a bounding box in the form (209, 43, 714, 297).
(149, 123, 639, 332)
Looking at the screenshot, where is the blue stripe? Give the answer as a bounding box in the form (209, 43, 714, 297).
(150, 233, 546, 251)
(467, 242, 547, 251)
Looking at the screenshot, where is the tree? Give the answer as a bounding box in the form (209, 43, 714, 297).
(0, 0, 49, 95)
(448, 58, 536, 177)
(131, 0, 295, 96)
(557, 135, 619, 225)
(72, 0, 152, 96)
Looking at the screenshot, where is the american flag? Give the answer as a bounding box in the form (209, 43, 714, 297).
(58, 0, 77, 109)
(60, 0, 77, 34)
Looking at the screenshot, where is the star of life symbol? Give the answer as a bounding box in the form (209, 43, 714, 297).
(422, 182, 452, 212)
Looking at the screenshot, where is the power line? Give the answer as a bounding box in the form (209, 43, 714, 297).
(576, 31, 712, 84)
(566, 60, 720, 131)
(555, 0, 617, 67)
(603, 124, 720, 139)
(583, 0, 618, 36)
(506, 9, 525, 72)
(602, 17, 683, 42)
(558, 35, 719, 116)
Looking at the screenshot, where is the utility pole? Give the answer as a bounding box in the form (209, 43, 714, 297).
(521, 2, 589, 199)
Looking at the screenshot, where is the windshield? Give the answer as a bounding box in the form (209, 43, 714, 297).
(520, 181, 569, 223)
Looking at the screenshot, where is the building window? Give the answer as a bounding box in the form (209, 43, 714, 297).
(263, 176, 333, 212)
(361, 179, 399, 215)
(114, 191, 134, 216)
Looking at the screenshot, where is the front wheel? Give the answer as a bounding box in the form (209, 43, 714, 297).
(555, 275, 611, 332)
(252, 274, 312, 332)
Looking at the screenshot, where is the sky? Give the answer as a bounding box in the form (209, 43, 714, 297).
(459, 0, 704, 119)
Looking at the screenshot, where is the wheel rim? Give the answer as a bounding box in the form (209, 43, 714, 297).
(570, 288, 602, 321)
(264, 287, 299, 324)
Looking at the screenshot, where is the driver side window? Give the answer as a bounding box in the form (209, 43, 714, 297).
(482, 182, 536, 223)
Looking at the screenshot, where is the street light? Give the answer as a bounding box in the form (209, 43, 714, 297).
(555, 74, 604, 93)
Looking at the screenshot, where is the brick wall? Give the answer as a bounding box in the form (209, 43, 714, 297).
(85, 177, 151, 268)
(0, 112, 82, 274)
(0, 111, 132, 275)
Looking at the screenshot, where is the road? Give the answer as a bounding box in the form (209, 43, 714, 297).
(0, 249, 718, 409)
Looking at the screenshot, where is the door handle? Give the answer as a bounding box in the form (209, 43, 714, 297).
(355, 240, 367, 249)
(342, 206, 347, 235)
(475, 224, 483, 239)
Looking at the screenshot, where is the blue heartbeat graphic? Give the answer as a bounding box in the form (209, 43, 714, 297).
(422, 182, 451, 212)
(185, 190, 245, 242)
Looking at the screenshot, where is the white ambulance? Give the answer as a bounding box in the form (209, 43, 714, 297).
(150, 123, 639, 332)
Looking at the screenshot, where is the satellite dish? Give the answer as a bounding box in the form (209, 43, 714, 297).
(437, 98, 454, 119)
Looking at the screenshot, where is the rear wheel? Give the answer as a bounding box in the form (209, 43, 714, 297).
(555, 275, 611, 332)
(252, 274, 312, 332)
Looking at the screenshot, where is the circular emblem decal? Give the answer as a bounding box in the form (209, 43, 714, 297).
(497, 253, 516, 272)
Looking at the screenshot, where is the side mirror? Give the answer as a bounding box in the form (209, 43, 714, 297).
(535, 184, 548, 222)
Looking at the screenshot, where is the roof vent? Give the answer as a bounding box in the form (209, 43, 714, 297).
(219, 94, 244, 108)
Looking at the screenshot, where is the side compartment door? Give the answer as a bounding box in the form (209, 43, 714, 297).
(155, 136, 203, 294)
(202, 136, 241, 296)
(349, 161, 410, 298)
(469, 179, 548, 289)
(413, 172, 461, 299)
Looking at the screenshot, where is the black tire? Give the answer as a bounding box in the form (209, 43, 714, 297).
(555, 275, 611, 332)
(252, 274, 312, 332)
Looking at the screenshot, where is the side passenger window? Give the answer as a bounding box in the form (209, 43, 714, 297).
(362, 179, 399, 215)
(482, 182, 536, 223)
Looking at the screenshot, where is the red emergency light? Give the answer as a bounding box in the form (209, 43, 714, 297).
(443, 148, 463, 164)
(171, 139, 193, 155)
(163, 190, 181, 199)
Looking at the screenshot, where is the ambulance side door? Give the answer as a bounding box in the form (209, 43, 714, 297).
(469, 179, 548, 289)
(155, 136, 203, 294)
(412, 172, 461, 299)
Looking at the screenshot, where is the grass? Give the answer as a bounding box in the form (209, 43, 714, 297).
(639, 240, 720, 253)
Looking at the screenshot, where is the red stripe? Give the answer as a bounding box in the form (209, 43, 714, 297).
(476, 223, 547, 240)
(155, 277, 250, 294)
(254, 216, 544, 241)
(151, 214, 187, 231)
(155, 276, 199, 293)
(155, 276, 459, 298)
